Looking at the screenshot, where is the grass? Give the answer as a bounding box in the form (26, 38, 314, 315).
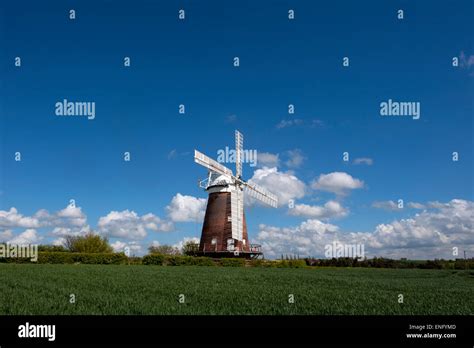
(0, 264, 472, 315)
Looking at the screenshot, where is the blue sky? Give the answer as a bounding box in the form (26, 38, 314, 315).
(0, 0, 473, 258)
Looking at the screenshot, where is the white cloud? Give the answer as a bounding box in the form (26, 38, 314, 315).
(52, 237, 66, 246)
(166, 193, 207, 222)
(98, 210, 172, 239)
(275, 118, 304, 129)
(289, 201, 348, 219)
(248, 167, 306, 206)
(257, 219, 339, 258)
(311, 172, 364, 195)
(173, 237, 200, 251)
(353, 157, 373, 166)
(142, 213, 174, 232)
(51, 225, 91, 237)
(257, 152, 280, 168)
(408, 202, 426, 209)
(372, 200, 400, 211)
(150, 240, 161, 247)
(257, 199, 474, 259)
(284, 149, 305, 168)
(0, 205, 89, 236)
(37, 205, 88, 228)
(8, 229, 41, 245)
(111, 240, 142, 254)
(0, 229, 13, 241)
(372, 201, 427, 211)
(0, 208, 40, 229)
(111, 240, 127, 252)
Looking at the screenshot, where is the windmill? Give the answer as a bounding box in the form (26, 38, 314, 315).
(194, 130, 278, 258)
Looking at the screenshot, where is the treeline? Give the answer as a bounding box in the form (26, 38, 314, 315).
(142, 254, 307, 268)
(2, 252, 472, 270)
(0, 234, 472, 269)
(305, 257, 474, 270)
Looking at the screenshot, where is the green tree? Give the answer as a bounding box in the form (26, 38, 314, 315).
(182, 241, 199, 256)
(64, 233, 113, 253)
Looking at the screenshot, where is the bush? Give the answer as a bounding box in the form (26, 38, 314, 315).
(35, 252, 127, 264)
(270, 259, 307, 268)
(165, 255, 194, 266)
(220, 258, 246, 267)
(142, 254, 166, 265)
(249, 259, 265, 267)
(38, 245, 67, 252)
(148, 245, 180, 255)
(190, 257, 215, 266)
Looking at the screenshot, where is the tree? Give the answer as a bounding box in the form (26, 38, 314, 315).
(64, 233, 113, 253)
(182, 241, 199, 256)
(148, 244, 180, 255)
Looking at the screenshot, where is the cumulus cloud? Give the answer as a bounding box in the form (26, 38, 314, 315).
(284, 149, 305, 168)
(258, 199, 474, 259)
(372, 200, 400, 211)
(8, 229, 41, 245)
(166, 194, 207, 222)
(289, 201, 348, 219)
(256, 219, 339, 257)
(173, 237, 200, 251)
(353, 157, 373, 166)
(51, 225, 91, 237)
(37, 205, 88, 228)
(248, 167, 305, 206)
(0, 229, 14, 241)
(257, 152, 280, 168)
(311, 172, 364, 195)
(0, 208, 40, 229)
(0, 205, 87, 235)
(110, 240, 142, 255)
(98, 210, 172, 239)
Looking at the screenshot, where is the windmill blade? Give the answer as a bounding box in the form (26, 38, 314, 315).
(244, 181, 278, 208)
(235, 130, 243, 178)
(230, 188, 243, 241)
(194, 150, 233, 177)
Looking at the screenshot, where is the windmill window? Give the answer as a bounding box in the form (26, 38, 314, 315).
(211, 238, 217, 245)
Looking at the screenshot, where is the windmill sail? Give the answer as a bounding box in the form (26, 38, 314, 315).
(244, 181, 278, 208)
(235, 130, 243, 178)
(230, 188, 244, 241)
(194, 150, 233, 177)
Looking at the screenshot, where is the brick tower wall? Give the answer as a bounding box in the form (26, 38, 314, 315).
(199, 191, 249, 253)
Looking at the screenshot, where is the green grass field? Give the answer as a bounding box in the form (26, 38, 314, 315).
(0, 264, 472, 315)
